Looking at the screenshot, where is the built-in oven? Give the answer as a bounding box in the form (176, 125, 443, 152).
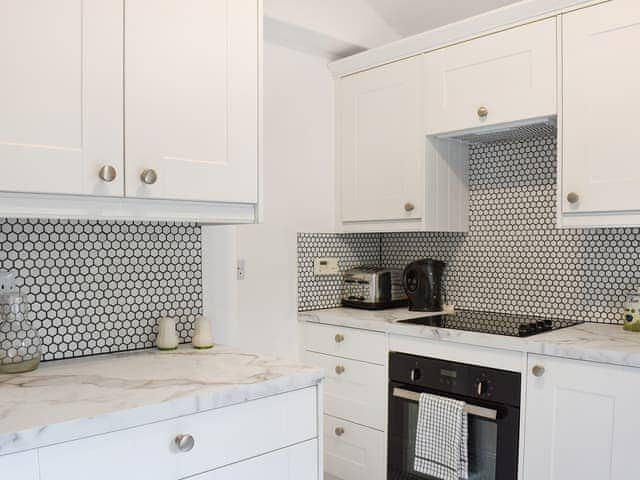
(388, 352, 521, 480)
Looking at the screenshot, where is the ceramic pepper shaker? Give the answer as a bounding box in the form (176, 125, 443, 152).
(157, 317, 179, 350)
(192, 316, 214, 349)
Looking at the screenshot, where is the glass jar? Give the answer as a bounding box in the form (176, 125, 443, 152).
(0, 275, 41, 373)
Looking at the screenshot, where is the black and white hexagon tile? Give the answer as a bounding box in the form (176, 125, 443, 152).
(0, 220, 202, 361)
(298, 133, 640, 325)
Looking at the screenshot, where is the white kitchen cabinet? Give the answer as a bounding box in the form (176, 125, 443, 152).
(423, 17, 557, 136)
(303, 323, 387, 366)
(560, 0, 640, 226)
(337, 55, 469, 233)
(0, 0, 123, 197)
(0, 0, 260, 223)
(523, 355, 640, 480)
(125, 0, 259, 204)
(0, 451, 39, 480)
(304, 351, 387, 431)
(324, 415, 386, 480)
(192, 439, 318, 480)
(38, 387, 318, 480)
(339, 57, 424, 225)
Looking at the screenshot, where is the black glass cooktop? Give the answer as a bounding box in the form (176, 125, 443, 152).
(397, 309, 583, 337)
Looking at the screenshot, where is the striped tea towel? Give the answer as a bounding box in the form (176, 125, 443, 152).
(414, 393, 469, 480)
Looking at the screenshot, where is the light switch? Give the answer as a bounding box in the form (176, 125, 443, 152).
(314, 257, 339, 276)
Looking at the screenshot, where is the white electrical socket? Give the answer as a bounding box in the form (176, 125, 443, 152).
(314, 257, 339, 276)
(0, 271, 17, 293)
(237, 259, 246, 280)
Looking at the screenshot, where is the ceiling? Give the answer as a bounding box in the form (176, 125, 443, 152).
(364, 0, 523, 38)
(264, 0, 524, 59)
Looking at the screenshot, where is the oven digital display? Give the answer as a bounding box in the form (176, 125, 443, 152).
(440, 369, 457, 378)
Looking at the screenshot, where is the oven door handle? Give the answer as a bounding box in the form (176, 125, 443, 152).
(392, 387, 498, 421)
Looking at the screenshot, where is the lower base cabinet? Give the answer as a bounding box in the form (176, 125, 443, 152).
(523, 355, 640, 480)
(323, 415, 385, 480)
(1, 387, 319, 480)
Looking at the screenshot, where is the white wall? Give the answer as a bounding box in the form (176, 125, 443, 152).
(203, 42, 335, 359)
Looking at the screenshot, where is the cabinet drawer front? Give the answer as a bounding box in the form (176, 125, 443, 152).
(39, 387, 317, 480)
(0, 451, 39, 480)
(424, 17, 557, 135)
(191, 439, 318, 480)
(324, 415, 386, 480)
(304, 351, 386, 430)
(303, 323, 387, 365)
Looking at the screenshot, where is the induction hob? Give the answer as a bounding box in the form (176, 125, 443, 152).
(396, 309, 583, 337)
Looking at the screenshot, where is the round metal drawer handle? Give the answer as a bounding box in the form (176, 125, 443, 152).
(477, 106, 489, 118)
(334, 333, 345, 343)
(335, 427, 345, 437)
(335, 365, 345, 375)
(98, 165, 117, 183)
(174, 433, 195, 452)
(140, 168, 158, 185)
(404, 202, 415, 212)
(532, 365, 545, 378)
(567, 192, 580, 204)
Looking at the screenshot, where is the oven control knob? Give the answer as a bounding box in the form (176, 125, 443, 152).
(476, 380, 488, 396)
(410, 368, 422, 382)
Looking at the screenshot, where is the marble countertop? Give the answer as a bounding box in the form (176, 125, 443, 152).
(300, 308, 640, 369)
(0, 346, 324, 456)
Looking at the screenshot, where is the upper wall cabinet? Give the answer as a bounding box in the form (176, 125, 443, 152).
(0, 0, 123, 198)
(125, 0, 258, 204)
(0, 0, 260, 224)
(337, 57, 468, 232)
(423, 18, 557, 136)
(339, 57, 424, 225)
(560, 0, 640, 227)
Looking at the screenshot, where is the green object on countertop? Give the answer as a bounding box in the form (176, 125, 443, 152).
(158, 346, 179, 351)
(624, 320, 640, 332)
(193, 344, 214, 350)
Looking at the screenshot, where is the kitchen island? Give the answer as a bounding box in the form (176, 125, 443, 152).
(0, 346, 324, 479)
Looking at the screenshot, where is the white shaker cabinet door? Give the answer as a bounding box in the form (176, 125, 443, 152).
(562, 0, 640, 216)
(424, 17, 556, 135)
(0, 0, 124, 196)
(523, 355, 640, 480)
(339, 56, 424, 224)
(124, 0, 259, 204)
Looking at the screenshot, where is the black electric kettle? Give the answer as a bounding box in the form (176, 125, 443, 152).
(402, 259, 446, 312)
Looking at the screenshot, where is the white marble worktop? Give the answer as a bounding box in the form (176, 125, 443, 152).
(300, 307, 640, 369)
(0, 346, 323, 456)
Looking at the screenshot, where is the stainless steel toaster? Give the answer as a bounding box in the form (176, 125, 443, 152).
(341, 267, 408, 310)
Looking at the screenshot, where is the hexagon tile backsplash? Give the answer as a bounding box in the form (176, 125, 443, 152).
(0, 220, 202, 361)
(298, 133, 639, 324)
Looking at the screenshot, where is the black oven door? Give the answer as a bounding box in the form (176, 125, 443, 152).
(387, 381, 520, 480)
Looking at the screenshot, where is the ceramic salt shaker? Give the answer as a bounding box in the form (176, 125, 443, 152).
(157, 317, 179, 350)
(192, 316, 214, 349)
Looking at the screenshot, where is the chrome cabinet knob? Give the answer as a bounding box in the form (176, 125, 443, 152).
(140, 169, 158, 185)
(404, 202, 415, 212)
(334, 333, 345, 343)
(477, 106, 489, 118)
(98, 165, 117, 183)
(174, 434, 195, 452)
(335, 427, 345, 437)
(532, 365, 545, 377)
(335, 365, 345, 375)
(567, 192, 580, 204)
